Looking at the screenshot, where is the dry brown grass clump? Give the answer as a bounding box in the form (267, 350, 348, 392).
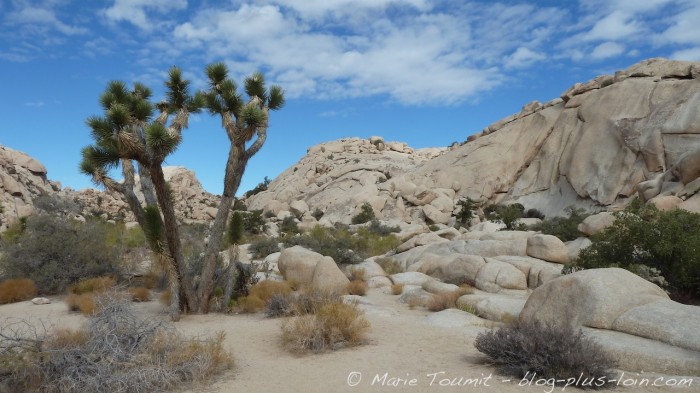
(65, 294, 97, 315)
(390, 283, 404, 295)
(128, 287, 150, 302)
(281, 300, 370, 354)
(348, 267, 366, 281)
(375, 256, 403, 275)
(68, 276, 115, 295)
(0, 278, 38, 304)
(427, 292, 461, 312)
(0, 293, 233, 393)
(346, 280, 368, 296)
(159, 290, 170, 306)
(237, 280, 292, 313)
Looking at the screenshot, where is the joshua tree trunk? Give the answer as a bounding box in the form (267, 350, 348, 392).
(196, 143, 248, 312)
(149, 165, 196, 318)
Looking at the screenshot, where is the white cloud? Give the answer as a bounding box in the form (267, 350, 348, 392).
(8, 4, 87, 35)
(590, 42, 626, 59)
(580, 11, 640, 42)
(104, 0, 187, 30)
(671, 46, 700, 61)
(24, 101, 46, 107)
(504, 47, 546, 69)
(660, 2, 700, 45)
(259, 0, 430, 19)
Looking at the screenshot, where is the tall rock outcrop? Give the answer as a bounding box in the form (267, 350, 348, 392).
(249, 58, 700, 222)
(0, 146, 61, 231)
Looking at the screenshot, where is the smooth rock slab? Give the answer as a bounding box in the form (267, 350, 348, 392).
(31, 297, 51, 305)
(424, 308, 488, 328)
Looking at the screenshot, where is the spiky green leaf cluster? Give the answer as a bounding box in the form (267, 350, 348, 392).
(145, 123, 179, 156)
(241, 104, 267, 129)
(245, 72, 267, 101)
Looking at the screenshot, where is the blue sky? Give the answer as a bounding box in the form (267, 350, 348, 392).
(1, 0, 699, 195)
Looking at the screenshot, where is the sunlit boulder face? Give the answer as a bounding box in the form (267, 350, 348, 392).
(249, 58, 700, 223)
(408, 58, 700, 217)
(0, 146, 58, 231)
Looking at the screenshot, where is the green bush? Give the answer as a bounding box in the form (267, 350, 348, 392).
(485, 204, 525, 230)
(243, 209, 266, 234)
(366, 219, 400, 236)
(569, 203, 700, 302)
(284, 225, 399, 264)
(351, 203, 375, 225)
(475, 320, 616, 387)
(279, 216, 299, 235)
(244, 176, 271, 198)
(249, 237, 280, 259)
(311, 208, 324, 221)
(0, 215, 121, 294)
(531, 207, 588, 242)
(452, 197, 477, 227)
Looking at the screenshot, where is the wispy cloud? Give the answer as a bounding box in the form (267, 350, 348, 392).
(24, 100, 45, 107)
(6, 3, 87, 35)
(103, 0, 187, 30)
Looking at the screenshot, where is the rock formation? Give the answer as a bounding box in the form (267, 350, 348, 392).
(249, 58, 700, 222)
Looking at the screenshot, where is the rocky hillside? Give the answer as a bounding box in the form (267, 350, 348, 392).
(0, 145, 220, 231)
(249, 58, 700, 222)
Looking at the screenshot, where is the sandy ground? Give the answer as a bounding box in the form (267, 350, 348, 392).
(0, 289, 696, 393)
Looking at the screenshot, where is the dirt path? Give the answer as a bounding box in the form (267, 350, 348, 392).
(1, 290, 695, 393)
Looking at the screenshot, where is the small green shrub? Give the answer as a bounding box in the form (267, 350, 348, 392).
(486, 204, 525, 230)
(367, 219, 400, 235)
(474, 320, 616, 387)
(249, 237, 280, 259)
(351, 203, 375, 225)
(453, 197, 477, 227)
(524, 208, 545, 220)
(284, 225, 399, 264)
(311, 208, 324, 221)
(531, 206, 588, 241)
(243, 209, 266, 234)
(569, 203, 700, 302)
(244, 176, 271, 198)
(0, 215, 120, 294)
(279, 216, 299, 235)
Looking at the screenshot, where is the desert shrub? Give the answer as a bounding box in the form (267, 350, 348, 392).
(346, 280, 368, 296)
(474, 320, 616, 387)
(569, 203, 700, 302)
(128, 287, 150, 302)
(311, 208, 324, 221)
(0, 215, 120, 294)
(288, 290, 342, 315)
(453, 197, 477, 227)
(159, 290, 171, 306)
(279, 216, 299, 235)
(65, 294, 97, 315)
(351, 202, 375, 225)
(531, 206, 589, 241)
(249, 280, 292, 302)
(68, 277, 115, 295)
(426, 291, 461, 312)
(32, 194, 81, 216)
(237, 280, 292, 313)
(244, 176, 271, 198)
(366, 219, 400, 235)
(429, 224, 440, 231)
(238, 295, 267, 313)
(486, 204, 525, 230)
(375, 256, 403, 275)
(285, 225, 399, 264)
(1, 293, 233, 392)
(266, 293, 294, 317)
(243, 209, 266, 234)
(249, 237, 280, 259)
(281, 301, 370, 354)
(391, 283, 404, 295)
(524, 208, 545, 220)
(0, 278, 38, 304)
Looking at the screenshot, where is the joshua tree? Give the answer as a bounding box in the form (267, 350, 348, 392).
(80, 64, 284, 319)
